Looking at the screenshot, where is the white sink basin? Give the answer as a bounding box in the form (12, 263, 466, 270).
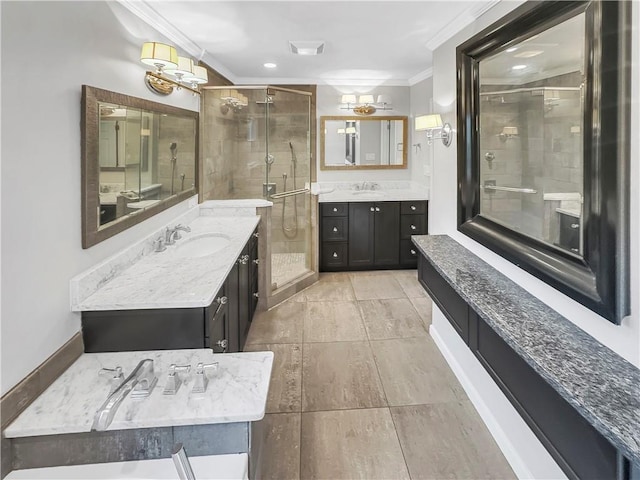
(173, 233, 231, 258)
(350, 191, 386, 198)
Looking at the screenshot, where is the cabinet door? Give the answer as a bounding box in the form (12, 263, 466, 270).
(373, 202, 400, 266)
(348, 202, 375, 267)
(205, 289, 229, 353)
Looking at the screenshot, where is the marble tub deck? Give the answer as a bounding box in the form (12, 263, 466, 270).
(4, 350, 273, 438)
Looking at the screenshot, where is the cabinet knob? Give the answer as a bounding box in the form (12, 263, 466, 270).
(253, 258, 260, 265)
(375, 207, 380, 212)
(570, 248, 579, 253)
(570, 223, 580, 229)
(332, 226, 338, 232)
(410, 205, 417, 211)
(410, 249, 417, 255)
(253, 232, 260, 238)
(370, 207, 375, 212)
(216, 296, 228, 305)
(410, 224, 417, 230)
(333, 207, 338, 212)
(216, 339, 228, 349)
(332, 252, 338, 258)
(253, 292, 260, 298)
(238, 254, 249, 265)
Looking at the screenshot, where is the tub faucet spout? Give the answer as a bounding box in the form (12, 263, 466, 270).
(91, 358, 157, 431)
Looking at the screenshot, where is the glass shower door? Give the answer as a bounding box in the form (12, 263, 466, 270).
(264, 87, 313, 290)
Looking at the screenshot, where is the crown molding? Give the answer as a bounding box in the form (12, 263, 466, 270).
(117, 0, 237, 83)
(234, 77, 411, 87)
(408, 68, 433, 86)
(425, 0, 501, 51)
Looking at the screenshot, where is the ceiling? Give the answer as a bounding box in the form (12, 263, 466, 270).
(121, 0, 499, 86)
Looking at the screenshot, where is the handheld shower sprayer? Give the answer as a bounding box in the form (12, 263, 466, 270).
(169, 142, 178, 195)
(170, 142, 178, 162)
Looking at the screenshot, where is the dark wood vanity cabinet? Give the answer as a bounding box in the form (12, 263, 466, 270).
(320, 201, 427, 271)
(417, 254, 624, 480)
(82, 228, 259, 354)
(558, 213, 580, 254)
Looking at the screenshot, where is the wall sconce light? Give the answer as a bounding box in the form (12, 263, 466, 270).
(498, 126, 519, 141)
(415, 114, 452, 147)
(340, 94, 393, 116)
(337, 126, 357, 136)
(140, 42, 208, 96)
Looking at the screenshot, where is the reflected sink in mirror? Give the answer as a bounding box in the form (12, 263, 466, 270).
(173, 233, 231, 258)
(349, 191, 386, 198)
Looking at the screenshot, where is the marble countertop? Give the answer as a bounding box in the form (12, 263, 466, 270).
(4, 349, 273, 438)
(314, 181, 429, 203)
(73, 215, 259, 311)
(412, 234, 640, 465)
(556, 207, 581, 218)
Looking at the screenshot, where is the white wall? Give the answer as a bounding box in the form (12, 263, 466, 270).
(316, 84, 412, 182)
(0, 1, 200, 395)
(429, 0, 640, 476)
(409, 77, 434, 190)
(430, 1, 640, 366)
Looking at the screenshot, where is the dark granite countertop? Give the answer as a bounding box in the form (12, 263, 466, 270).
(412, 234, 640, 465)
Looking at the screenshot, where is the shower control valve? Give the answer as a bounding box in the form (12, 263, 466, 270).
(332, 227, 338, 232)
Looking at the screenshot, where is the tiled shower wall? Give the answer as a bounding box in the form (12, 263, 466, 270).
(479, 72, 582, 240)
(157, 115, 197, 198)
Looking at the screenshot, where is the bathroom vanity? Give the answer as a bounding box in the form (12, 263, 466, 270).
(316, 182, 428, 271)
(72, 204, 263, 354)
(412, 235, 640, 479)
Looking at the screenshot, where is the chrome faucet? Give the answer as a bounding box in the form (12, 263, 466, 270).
(91, 358, 157, 431)
(165, 224, 191, 245)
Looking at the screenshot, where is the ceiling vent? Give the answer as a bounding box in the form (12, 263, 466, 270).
(289, 40, 325, 56)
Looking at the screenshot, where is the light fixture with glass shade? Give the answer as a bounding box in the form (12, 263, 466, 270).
(415, 113, 452, 147)
(340, 93, 393, 116)
(140, 42, 206, 95)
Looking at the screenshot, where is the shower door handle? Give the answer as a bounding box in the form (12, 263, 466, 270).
(269, 188, 309, 199)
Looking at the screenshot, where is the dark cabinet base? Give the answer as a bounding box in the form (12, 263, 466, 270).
(417, 254, 625, 480)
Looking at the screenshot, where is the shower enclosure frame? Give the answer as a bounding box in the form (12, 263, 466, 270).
(201, 85, 319, 308)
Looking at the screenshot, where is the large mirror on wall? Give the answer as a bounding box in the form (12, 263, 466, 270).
(457, 1, 630, 323)
(320, 116, 408, 170)
(82, 85, 198, 248)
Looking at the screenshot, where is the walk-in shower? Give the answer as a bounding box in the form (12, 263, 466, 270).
(201, 86, 313, 295)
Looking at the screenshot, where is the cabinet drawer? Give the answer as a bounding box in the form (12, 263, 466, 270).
(400, 239, 419, 266)
(322, 217, 348, 242)
(322, 203, 348, 217)
(322, 243, 348, 268)
(401, 201, 427, 215)
(400, 215, 427, 239)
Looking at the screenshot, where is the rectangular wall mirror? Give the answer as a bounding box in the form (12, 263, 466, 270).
(82, 86, 199, 248)
(320, 116, 408, 170)
(457, 1, 630, 323)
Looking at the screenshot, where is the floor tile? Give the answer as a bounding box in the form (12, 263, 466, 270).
(349, 272, 406, 300)
(302, 342, 386, 411)
(245, 301, 305, 344)
(409, 296, 433, 329)
(393, 270, 428, 298)
(300, 408, 410, 480)
(259, 413, 301, 480)
(297, 273, 355, 302)
(304, 301, 367, 343)
(358, 298, 427, 340)
(244, 343, 301, 413)
(391, 402, 516, 480)
(371, 337, 465, 406)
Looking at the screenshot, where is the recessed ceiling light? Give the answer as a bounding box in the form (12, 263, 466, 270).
(264, 63, 277, 69)
(506, 47, 518, 53)
(512, 64, 527, 70)
(289, 40, 325, 56)
(514, 50, 543, 58)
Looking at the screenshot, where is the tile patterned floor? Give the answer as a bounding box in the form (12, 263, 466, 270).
(245, 270, 516, 480)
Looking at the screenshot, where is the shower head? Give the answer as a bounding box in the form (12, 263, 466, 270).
(170, 142, 177, 153)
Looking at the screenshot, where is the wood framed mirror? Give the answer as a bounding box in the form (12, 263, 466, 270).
(81, 86, 199, 248)
(456, 1, 631, 323)
(320, 116, 408, 170)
